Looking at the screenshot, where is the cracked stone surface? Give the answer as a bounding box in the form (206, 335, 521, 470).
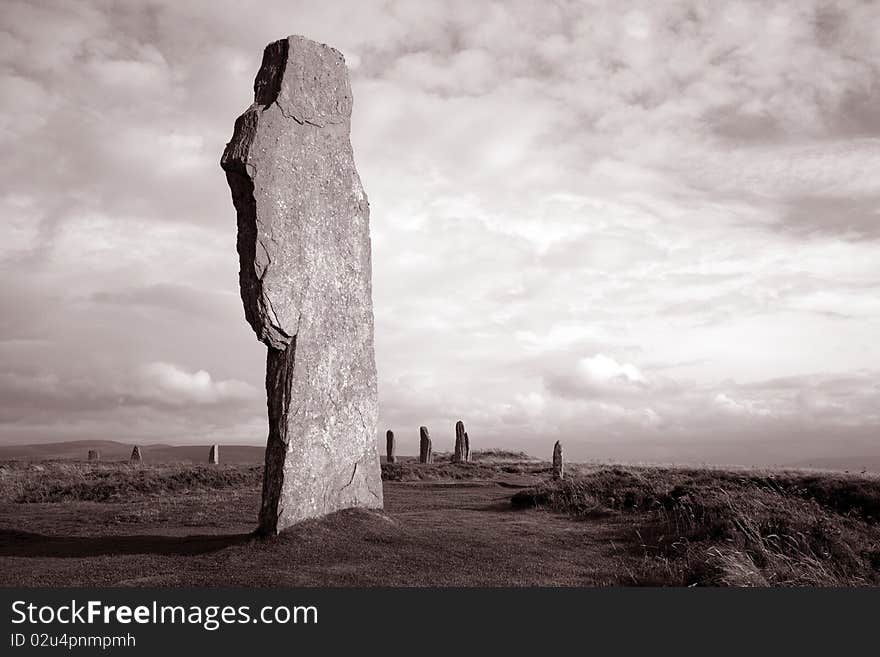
(419, 427, 433, 464)
(453, 420, 469, 463)
(553, 441, 564, 480)
(221, 35, 382, 534)
(386, 430, 395, 464)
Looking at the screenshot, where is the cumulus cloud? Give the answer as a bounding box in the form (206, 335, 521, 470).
(713, 393, 774, 418)
(545, 354, 649, 398)
(133, 362, 259, 407)
(579, 355, 647, 385)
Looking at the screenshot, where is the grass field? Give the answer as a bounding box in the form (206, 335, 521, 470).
(1, 456, 878, 586)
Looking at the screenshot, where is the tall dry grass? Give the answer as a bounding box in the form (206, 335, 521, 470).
(511, 465, 880, 586)
(0, 460, 262, 503)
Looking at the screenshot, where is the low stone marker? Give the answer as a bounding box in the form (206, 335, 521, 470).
(419, 426, 433, 464)
(87, 449, 99, 461)
(386, 430, 396, 464)
(552, 440, 564, 480)
(130, 446, 142, 462)
(209, 444, 220, 465)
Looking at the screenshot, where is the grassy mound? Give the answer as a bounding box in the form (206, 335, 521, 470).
(511, 466, 880, 586)
(0, 461, 262, 503)
(2, 458, 538, 502)
(381, 461, 510, 482)
(470, 449, 537, 463)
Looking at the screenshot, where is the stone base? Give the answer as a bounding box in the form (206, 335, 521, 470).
(257, 343, 383, 535)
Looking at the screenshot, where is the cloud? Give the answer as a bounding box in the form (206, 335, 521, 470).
(90, 282, 235, 319)
(133, 362, 259, 407)
(0, 369, 116, 423)
(779, 194, 880, 239)
(676, 139, 880, 203)
(579, 354, 647, 385)
(1, 0, 879, 465)
(713, 393, 774, 418)
(545, 354, 649, 399)
(0, 360, 259, 419)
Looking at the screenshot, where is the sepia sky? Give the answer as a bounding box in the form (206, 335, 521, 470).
(2, 1, 879, 465)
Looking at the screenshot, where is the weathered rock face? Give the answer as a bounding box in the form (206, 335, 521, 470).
(209, 444, 220, 465)
(221, 35, 382, 535)
(453, 420, 467, 463)
(386, 430, 396, 464)
(87, 450, 99, 461)
(419, 426, 433, 464)
(552, 441, 564, 480)
(130, 446, 142, 462)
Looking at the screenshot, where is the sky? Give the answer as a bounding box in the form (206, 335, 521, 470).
(1, 0, 879, 466)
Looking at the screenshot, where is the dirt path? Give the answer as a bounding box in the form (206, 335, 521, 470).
(0, 479, 633, 586)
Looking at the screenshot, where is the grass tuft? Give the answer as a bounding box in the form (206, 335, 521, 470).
(511, 465, 880, 586)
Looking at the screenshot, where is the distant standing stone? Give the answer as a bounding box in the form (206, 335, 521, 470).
(453, 420, 468, 463)
(386, 430, 396, 464)
(87, 449, 99, 461)
(552, 441, 564, 480)
(209, 444, 220, 465)
(221, 35, 382, 534)
(464, 431, 470, 462)
(419, 426, 433, 464)
(130, 446, 142, 462)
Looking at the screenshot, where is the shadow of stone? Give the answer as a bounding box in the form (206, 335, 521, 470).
(0, 529, 251, 558)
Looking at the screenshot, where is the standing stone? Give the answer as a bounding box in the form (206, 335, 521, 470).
(130, 446, 142, 462)
(209, 444, 220, 465)
(552, 441, 564, 480)
(221, 35, 382, 535)
(453, 420, 467, 463)
(87, 449, 99, 462)
(386, 430, 396, 465)
(463, 431, 470, 462)
(419, 426, 433, 464)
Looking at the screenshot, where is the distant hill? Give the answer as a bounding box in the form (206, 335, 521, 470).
(793, 455, 880, 474)
(0, 440, 265, 464)
(1, 440, 877, 473)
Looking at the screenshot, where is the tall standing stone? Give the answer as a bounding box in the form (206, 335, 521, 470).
(386, 430, 396, 465)
(453, 420, 468, 463)
(130, 446, 142, 462)
(87, 449, 99, 462)
(552, 441, 564, 480)
(209, 444, 220, 465)
(419, 426, 433, 464)
(221, 35, 382, 535)
(463, 431, 470, 462)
